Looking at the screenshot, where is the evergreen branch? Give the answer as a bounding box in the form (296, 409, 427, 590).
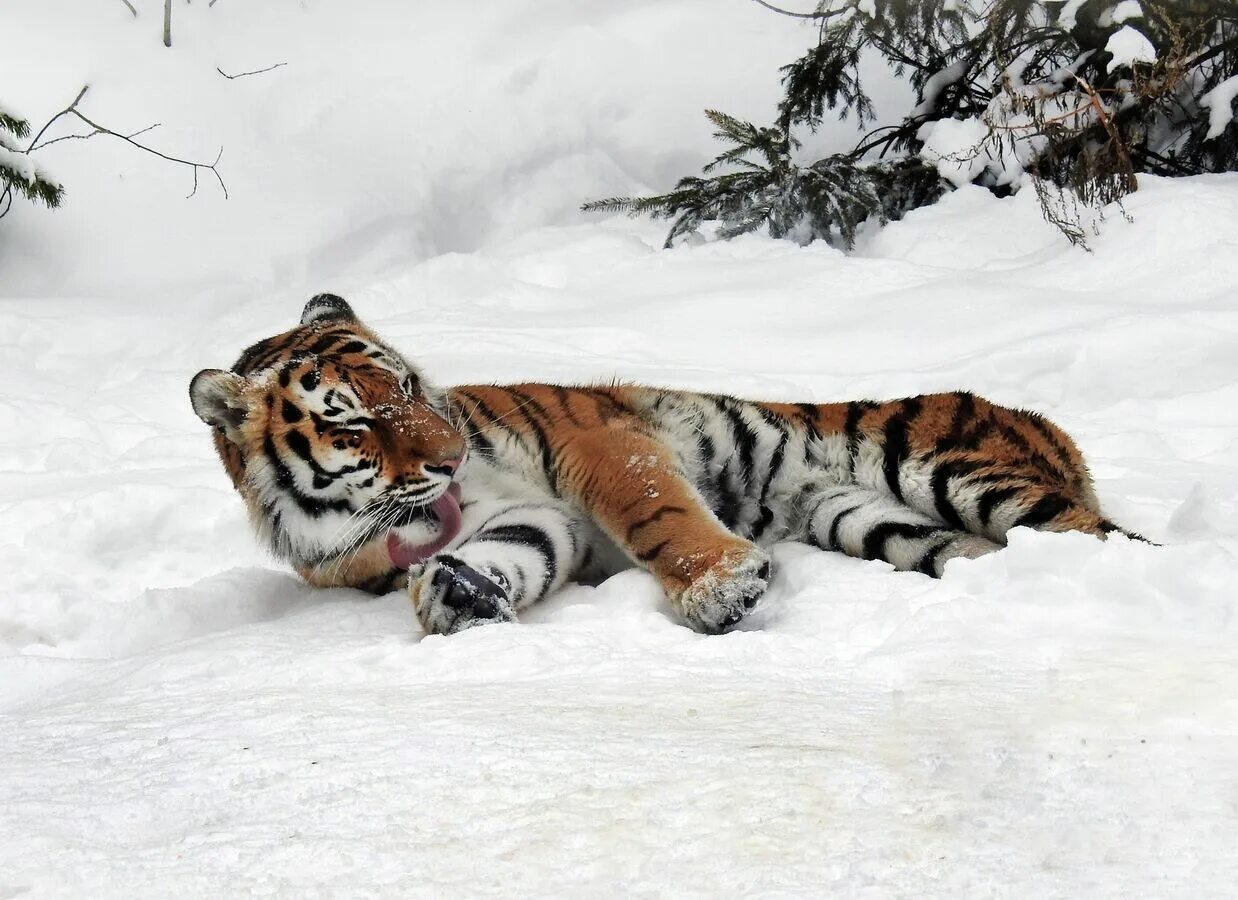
(0, 111, 28, 139)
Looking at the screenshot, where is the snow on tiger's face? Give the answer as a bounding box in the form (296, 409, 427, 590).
(189, 295, 467, 570)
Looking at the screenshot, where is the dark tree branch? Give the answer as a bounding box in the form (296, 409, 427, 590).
(216, 62, 287, 79)
(26, 85, 228, 200)
(26, 85, 90, 151)
(751, 0, 845, 21)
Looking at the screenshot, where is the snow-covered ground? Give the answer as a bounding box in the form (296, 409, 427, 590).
(3, 3, 1238, 897)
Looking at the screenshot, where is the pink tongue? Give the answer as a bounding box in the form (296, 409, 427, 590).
(386, 485, 463, 569)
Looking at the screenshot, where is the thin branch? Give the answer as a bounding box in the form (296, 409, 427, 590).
(33, 122, 162, 151)
(116, 0, 138, 17)
(27, 85, 90, 151)
(70, 108, 227, 198)
(0, 183, 12, 220)
(750, 0, 844, 21)
(26, 85, 227, 200)
(215, 61, 287, 80)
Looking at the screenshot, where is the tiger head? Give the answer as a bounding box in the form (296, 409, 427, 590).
(189, 294, 468, 584)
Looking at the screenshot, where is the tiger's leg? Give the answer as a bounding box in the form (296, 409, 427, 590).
(558, 429, 770, 634)
(410, 499, 587, 636)
(805, 484, 1002, 576)
(900, 462, 1144, 544)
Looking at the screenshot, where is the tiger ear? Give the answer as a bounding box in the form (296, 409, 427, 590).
(190, 369, 249, 442)
(301, 293, 357, 326)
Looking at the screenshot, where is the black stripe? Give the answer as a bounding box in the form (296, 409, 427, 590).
(935, 391, 976, 453)
(456, 390, 507, 430)
(825, 504, 862, 550)
(713, 463, 739, 529)
(930, 463, 966, 530)
(751, 409, 789, 542)
(552, 386, 584, 428)
(978, 486, 1020, 526)
(844, 402, 866, 460)
(636, 539, 670, 563)
(235, 333, 299, 375)
(862, 521, 940, 562)
(261, 435, 351, 518)
(1014, 492, 1071, 529)
(1020, 410, 1076, 470)
(308, 331, 348, 355)
(714, 398, 756, 498)
(917, 539, 953, 577)
(284, 428, 371, 480)
(796, 403, 822, 442)
(505, 388, 559, 493)
(882, 398, 922, 501)
(625, 505, 688, 543)
(473, 524, 558, 586)
(358, 567, 404, 595)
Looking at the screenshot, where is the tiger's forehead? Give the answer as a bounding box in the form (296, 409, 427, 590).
(233, 321, 406, 380)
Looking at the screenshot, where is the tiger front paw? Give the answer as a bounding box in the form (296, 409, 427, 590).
(410, 555, 516, 636)
(675, 545, 772, 634)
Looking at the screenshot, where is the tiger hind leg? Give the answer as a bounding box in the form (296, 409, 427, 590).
(919, 470, 1148, 544)
(804, 485, 1002, 576)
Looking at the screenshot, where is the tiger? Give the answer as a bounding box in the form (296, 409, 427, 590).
(190, 293, 1142, 636)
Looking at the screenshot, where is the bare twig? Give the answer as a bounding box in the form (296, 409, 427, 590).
(216, 61, 287, 79)
(27, 85, 90, 151)
(163, 0, 172, 47)
(116, 0, 138, 17)
(0, 184, 13, 220)
(209, 0, 221, 6)
(26, 85, 228, 200)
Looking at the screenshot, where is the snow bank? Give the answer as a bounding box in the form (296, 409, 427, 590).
(1201, 73, 1238, 141)
(0, 0, 813, 298)
(1105, 24, 1157, 68)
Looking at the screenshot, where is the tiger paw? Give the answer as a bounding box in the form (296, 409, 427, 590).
(410, 555, 516, 635)
(676, 545, 772, 634)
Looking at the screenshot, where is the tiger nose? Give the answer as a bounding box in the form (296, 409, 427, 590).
(423, 454, 463, 479)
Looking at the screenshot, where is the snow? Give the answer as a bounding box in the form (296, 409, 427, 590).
(1050, 0, 1090, 30)
(1201, 73, 1238, 141)
(0, 143, 37, 183)
(1109, 0, 1144, 24)
(910, 60, 968, 118)
(916, 116, 991, 187)
(4, 2, 1238, 897)
(1105, 25, 1157, 69)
